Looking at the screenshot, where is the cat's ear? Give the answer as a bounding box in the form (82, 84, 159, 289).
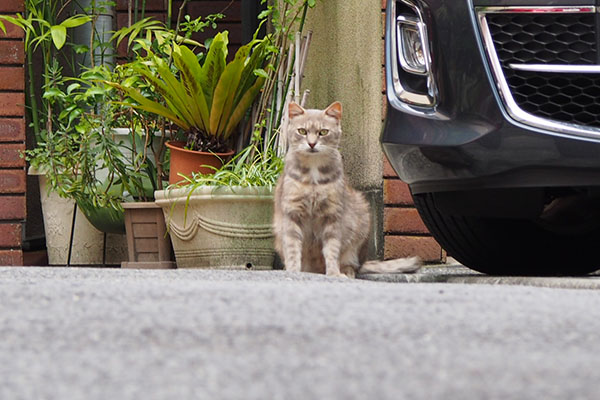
(324, 101, 342, 121)
(288, 102, 305, 119)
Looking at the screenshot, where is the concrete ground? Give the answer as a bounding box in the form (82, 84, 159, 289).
(2, 266, 600, 400)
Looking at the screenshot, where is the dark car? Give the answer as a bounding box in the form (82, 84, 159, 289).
(382, 0, 600, 275)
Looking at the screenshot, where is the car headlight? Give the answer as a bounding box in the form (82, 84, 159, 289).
(397, 15, 429, 75)
(388, 0, 439, 110)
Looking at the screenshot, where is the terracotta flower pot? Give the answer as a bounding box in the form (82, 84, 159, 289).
(166, 141, 234, 184)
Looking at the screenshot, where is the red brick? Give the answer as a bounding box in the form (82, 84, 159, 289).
(0, 196, 25, 219)
(0, 170, 25, 193)
(187, 2, 242, 22)
(384, 207, 429, 234)
(0, 17, 25, 39)
(0, 41, 24, 64)
(116, 0, 165, 11)
(0, 118, 25, 142)
(0, 249, 23, 265)
(0, 223, 21, 247)
(0, 93, 25, 116)
(384, 235, 443, 263)
(0, 0, 24, 13)
(0, 67, 24, 90)
(384, 179, 413, 205)
(0, 143, 25, 167)
(383, 156, 397, 177)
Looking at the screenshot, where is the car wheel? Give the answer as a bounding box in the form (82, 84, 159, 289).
(412, 192, 600, 276)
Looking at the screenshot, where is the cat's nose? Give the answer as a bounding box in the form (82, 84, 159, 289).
(308, 142, 316, 149)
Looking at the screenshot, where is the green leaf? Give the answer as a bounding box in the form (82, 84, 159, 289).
(106, 81, 190, 131)
(257, 9, 272, 20)
(85, 86, 106, 97)
(60, 15, 92, 28)
(66, 83, 81, 94)
(43, 88, 64, 99)
(143, 56, 198, 130)
(235, 39, 268, 106)
(73, 44, 90, 54)
(199, 31, 228, 111)
(172, 44, 210, 132)
(210, 42, 253, 136)
(50, 25, 67, 49)
(254, 68, 269, 79)
(224, 76, 265, 138)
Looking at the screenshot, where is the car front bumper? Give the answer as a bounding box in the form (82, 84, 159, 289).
(382, 0, 600, 194)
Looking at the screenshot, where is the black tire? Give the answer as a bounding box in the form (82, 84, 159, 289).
(413, 192, 600, 276)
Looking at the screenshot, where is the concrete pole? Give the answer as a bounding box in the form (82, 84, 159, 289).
(302, 0, 385, 259)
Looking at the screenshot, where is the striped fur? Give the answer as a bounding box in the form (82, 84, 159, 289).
(273, 102, 421, 278)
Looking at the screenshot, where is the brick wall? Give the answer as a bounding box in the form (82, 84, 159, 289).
(380, 0, 445, 263)
(0, 0, 26, 265)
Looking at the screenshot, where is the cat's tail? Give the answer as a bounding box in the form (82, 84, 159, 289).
(358, 257, 422, 274)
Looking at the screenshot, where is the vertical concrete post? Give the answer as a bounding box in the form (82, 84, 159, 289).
(302, 0, 384, 259)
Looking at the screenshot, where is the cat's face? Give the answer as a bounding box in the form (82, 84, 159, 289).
(286, 102, 342, 156)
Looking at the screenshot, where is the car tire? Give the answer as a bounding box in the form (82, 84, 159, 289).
(412, 192, 600, 276)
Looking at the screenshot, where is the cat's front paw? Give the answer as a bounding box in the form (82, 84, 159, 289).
(340, 265, 356, 279)
(285, 264, 302, 273)
(326, 270, 348, 278)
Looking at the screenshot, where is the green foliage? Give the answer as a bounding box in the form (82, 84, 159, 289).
(178, 135, 284, 189)
(108, 36, 270, 153)
(111, 13, 223, 61)
(26, 64, 167, 211)
(0, 0, 94, 143)
(252, 0, 319, 155)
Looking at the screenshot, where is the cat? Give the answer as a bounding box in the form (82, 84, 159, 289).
(273, 101, 421, 278)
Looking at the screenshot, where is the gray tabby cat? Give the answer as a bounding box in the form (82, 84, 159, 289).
(273, 101, 421, 278)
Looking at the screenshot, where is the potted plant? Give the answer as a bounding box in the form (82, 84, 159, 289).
(154, 138, 282, 269)
(154, 0, 318, 269)
(115, 88, 175, 270)
(109, 29, 269, 184)
(25, 64, 152, 265)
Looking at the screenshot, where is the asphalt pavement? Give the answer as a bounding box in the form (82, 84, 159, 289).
(1, 266, 600, 400)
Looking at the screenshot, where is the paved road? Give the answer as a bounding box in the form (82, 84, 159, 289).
(1, 267, 600, 400)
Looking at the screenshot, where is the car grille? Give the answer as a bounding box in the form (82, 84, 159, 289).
(486, 13, 596, 65)
(478, 7, 600, 136)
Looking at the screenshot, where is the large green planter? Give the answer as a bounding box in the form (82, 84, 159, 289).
(154, 186, 275, 269)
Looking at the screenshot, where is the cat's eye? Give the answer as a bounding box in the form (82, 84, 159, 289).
(297, 128, 307, 136)
(319, 129, 329, 136)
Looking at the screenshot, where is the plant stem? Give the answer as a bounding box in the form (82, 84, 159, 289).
(167, 0, 172, 29)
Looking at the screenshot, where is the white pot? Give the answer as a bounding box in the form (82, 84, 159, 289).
(154, 186, 275, 269)
(96, 128, 163, 183)
(30, 167, 128, 266)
